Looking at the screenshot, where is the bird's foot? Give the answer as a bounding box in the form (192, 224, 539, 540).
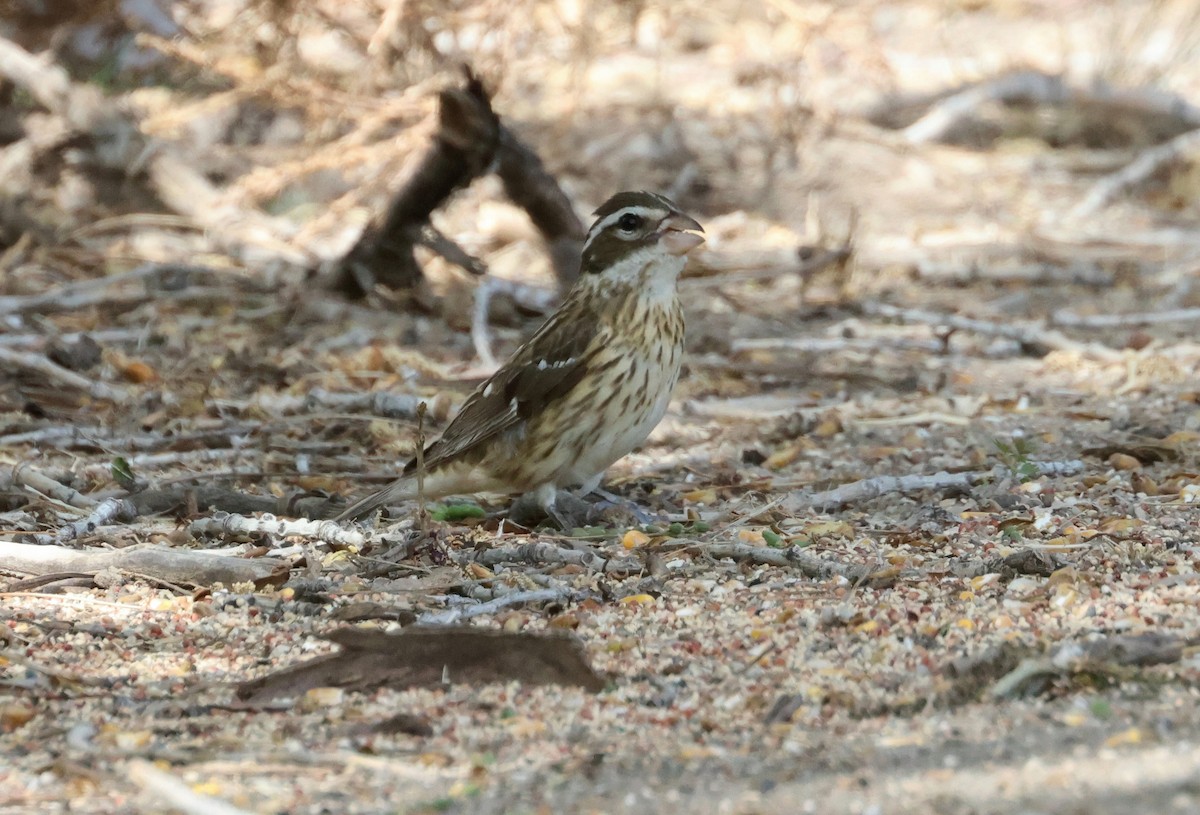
(585, 488, 661, 527)
(509, 489, 660, 531)
(507, 490, 592, 530)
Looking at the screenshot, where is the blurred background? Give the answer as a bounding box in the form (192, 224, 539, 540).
(3, 0, 1199, 302)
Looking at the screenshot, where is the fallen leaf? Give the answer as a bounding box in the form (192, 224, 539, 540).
(236, 626, 606, 703)
(1108, 453, 1141, 471)
(622, 530, 650, 549)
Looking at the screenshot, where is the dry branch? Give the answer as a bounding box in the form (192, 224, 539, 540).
(189, 513, 367, 548)
(859, 301, 1124, 361)
(331, 67, 583, 297)
(1053, 306, 1200, 329)
(902, 71, 1071, 144)
(731, 336, 946, 355)
(0, 262, 219, 317)
(1070, 127, 1200, 220)
(472, 277, 559, 366)
(0, 347, 130, 402)
(899, 71, 1200, 147)
(55, 498, 137, 544)
(457, 540, 638, 573)
(788, 461, 1084, 512)
(418, 587, 583, 625)
(0, 541, 288, 586)
(126, 760, 256, 815)
(495, 127, 586, 287)
(990, 633, 1193, 699)
(10, 464, 96, 509)
(702, 541, 870, 582)
(331, 70, 500, 296)
(226, 387, 436, 421)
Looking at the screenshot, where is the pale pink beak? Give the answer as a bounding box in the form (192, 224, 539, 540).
(659, 212, 705, 256)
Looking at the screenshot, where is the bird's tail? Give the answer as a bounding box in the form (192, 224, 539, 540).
(332, 477, 417, 522)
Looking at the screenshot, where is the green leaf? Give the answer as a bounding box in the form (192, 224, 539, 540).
(111, 457, 137, 490)
(430, 503, 485, 522)
(762, 529, 783, 547)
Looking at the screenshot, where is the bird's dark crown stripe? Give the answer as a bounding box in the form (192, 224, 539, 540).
(592, 191, 675, 219)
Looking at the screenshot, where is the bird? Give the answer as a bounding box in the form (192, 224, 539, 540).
(334, 190, 704, 525)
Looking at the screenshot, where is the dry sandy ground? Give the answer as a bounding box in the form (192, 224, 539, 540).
(3, 1, 1200, 812)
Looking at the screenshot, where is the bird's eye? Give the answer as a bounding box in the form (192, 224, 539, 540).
(617, 213, 643, 232)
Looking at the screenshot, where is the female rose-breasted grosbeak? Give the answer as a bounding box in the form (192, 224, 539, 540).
(335, 191, 704, 524)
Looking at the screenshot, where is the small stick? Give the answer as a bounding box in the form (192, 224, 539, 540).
(789, 460, 1084, 511)
(0, 347, 129, 402)
(415, 401, 429, 534)
(1070, 127, 1200, 220)
(1053, 306, 1200, 329)
(417, 587, 580, 625)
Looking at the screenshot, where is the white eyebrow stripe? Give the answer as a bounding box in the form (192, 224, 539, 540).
(583, 205, 666, 247)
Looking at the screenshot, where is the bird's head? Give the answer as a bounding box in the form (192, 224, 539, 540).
(579, 191, 704, 290)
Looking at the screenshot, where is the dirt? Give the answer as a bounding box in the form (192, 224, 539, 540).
(3, 1, 1200, 813)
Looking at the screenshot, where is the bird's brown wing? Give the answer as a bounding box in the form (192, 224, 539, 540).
(406, 301, 598, 475)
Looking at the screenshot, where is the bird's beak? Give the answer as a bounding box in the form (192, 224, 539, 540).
(660, 212, 705, 256)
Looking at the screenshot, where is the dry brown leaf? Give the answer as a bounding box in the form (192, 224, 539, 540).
(236, 625, 606, 703)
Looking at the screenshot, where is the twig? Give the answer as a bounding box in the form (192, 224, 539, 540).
(458, 541, 637, 573)
(415, 401, 428, 533)
(859, 301, 1124, 361)
(1070, 127, 1200, 220)
(221, 388, 436, 421)
(911, 261, 1114, 288)
(789, 461, 1084, 511)
(0, 267, 155, 317)
(0, 347, 129, 402)
(0, 262, 217, 317)
(55, 498, 137, 544)
(0, 35, 106, 130)
(0, 427, 98, 447)
(731, 336, 947, 354)
(472, 277, 558, 366)
(417, 587, 580, 625)
(367, 0, 407, 57)
(902, 71, 1070, 144)
(417, 223, 486, 275)
(0, 541, 288, 585)
(1052, 306, 1200, 329)
(188, 513, 367, 548)
(700, 542, 867, 582)
(12, 464, 97, 509)
(126, 759, 257, 815)
(0, 327, 148, 348)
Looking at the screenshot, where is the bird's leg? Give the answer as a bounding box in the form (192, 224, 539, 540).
(530, 482, 592, 530)
(579, 477, 659, 526)
(512, 481, 656, 530)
